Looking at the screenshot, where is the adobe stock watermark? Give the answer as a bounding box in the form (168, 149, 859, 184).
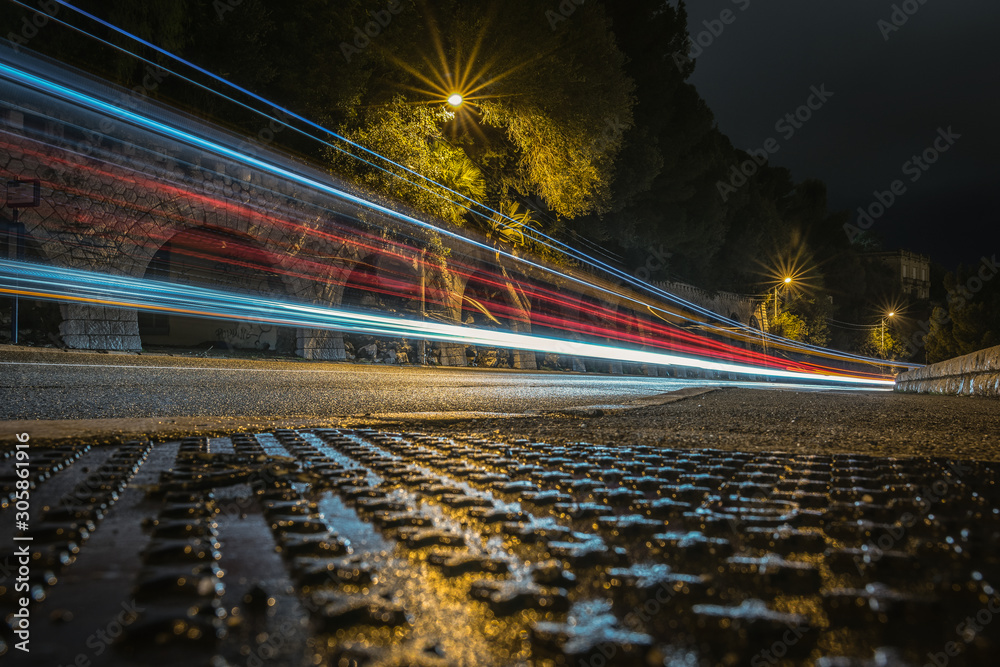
(244, 619, 298, 667)
(589, 115, 629, 155)
(214, 0, 244, 21)
(716, 84, 834, 202)
(214, 464, 285, 521)
(55, 599, 144, 667)
(6, 0, 59, 52)
(905, 254, 998, 357)
(61, 63, 172, 162)
(843, 126, 960, 243)
(925, 584, 1000, 667)
(671, 0, 752, 72)
(546, 0, 587, 31)
(235, 108, 294, 155)
(634, 245, 672, 283)
(340, 0, 406, 63)
(751, 620, 811, 666)
(878, 0, 932, 42)
(575, 583, 677, 667)
(238, 560, 351, 666)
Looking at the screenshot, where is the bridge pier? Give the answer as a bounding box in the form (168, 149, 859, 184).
(512, 348, 537, 370)
(59, 304, 142, 351)
(296, 329, 346, 361)
(435, 342, 467, 367)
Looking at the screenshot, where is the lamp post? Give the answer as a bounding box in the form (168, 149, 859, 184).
(773, 276, 792, 327)
(880, 311, 895, 359)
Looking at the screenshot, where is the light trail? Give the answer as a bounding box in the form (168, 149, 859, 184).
(0, 259, 894, 387)
(0, 43, 911, 382)
(0, 53, 913, 376)
(2, 9, 921, 365)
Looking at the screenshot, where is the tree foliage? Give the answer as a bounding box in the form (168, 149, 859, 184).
(859, 323, 907, 361)
(771, 310, 809, 343)
(327, 97, 485, 226)
(786, 296, 832, 347)
(924, 266, 1000, 363)
(324, 0, 635, 222)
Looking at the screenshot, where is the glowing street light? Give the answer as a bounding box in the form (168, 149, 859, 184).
(447, 93, 464, 108)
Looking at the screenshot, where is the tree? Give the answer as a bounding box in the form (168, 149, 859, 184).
(13, 0, 922, 355)
(859, 323, 907, 360)
(771, 310, 809, 342)
(924, 265, 1000, 363)
(786, 296, 832, 347)
(326, 97, 486, 227)
(580, 0, 735, 285)
(324, 0, 634, 225)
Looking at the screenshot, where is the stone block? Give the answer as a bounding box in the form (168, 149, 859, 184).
(60, 320, 87, 336)
(297, 329, 346, 361)
(61, 334, 89, 349)
(512, 349, 536, 370)
(436, 343, 467, 367)
(88, 321, 112, 336)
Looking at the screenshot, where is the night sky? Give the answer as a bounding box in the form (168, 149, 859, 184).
(681, 0, 998, 269)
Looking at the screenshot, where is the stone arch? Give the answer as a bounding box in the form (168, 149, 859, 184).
(334, 247, 427, 363)
(340, 250, 421, 316)
(136, 224, 299, 353)
(574, 291, 624, 374)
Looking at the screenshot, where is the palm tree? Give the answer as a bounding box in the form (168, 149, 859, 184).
(482, 201, 539, 249)
(438, 150, 487, 204)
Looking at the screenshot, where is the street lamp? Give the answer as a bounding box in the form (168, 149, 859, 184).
(447, 93, 464, 108)
(880, 311, 896, 359)
(774, 277, 792, 323)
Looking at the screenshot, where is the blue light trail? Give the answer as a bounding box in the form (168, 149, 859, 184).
(0, 259, 895, 387)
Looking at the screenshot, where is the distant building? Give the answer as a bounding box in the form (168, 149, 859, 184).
(870, 250, 931, 300)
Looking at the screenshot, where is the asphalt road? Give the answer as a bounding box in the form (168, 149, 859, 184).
(5, 346, 997, 462)
(0, 346, 816, 421)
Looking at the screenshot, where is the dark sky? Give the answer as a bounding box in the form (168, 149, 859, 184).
(680, 0, 999, 269)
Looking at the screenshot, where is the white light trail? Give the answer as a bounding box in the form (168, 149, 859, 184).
(0, 259, 895, 387)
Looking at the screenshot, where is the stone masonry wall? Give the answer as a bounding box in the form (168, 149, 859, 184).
(1, 99, 360, 355)
(896, 345, 1000, 397)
